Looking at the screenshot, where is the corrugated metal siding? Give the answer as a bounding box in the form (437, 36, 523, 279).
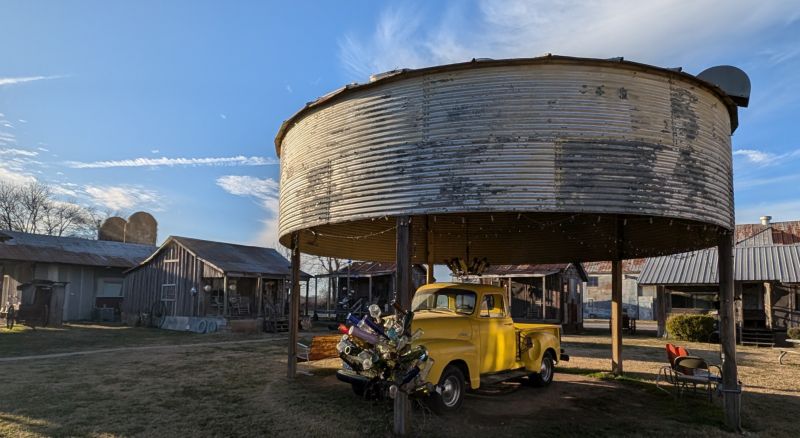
(639, 245, 800, 285)
(277, 59, 734, 264)
(0, 230, 154, 268)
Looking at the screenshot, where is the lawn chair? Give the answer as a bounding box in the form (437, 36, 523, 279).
(656, 343, 722, 401)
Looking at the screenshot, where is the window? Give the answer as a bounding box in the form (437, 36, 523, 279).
(412, 288, 476, 315)
(161, 284, 177, 301)
(96, 280, 123, 298)
(479, 294, 506, 318)
(587, 276, 599, 287)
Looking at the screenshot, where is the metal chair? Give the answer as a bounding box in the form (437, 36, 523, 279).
(656, 344, 722, 401)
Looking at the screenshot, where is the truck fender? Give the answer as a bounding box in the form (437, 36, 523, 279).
(520, 331, 559, 372)
(417, 338, 480, 389)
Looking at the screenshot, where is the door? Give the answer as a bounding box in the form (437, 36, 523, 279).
(477, 293, 516, 373)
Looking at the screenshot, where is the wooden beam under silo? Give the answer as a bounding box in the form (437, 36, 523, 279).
(287, 232, 300, 379)
(394, 216, 412, 436)
(611, 217, 624, 375)
(718, 232, 741, 431)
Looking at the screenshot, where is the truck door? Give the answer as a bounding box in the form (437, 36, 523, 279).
(478, 293, 516, 373)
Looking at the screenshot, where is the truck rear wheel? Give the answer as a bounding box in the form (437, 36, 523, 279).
(428, 365, 466, 414)
(528, 352, 554, 387)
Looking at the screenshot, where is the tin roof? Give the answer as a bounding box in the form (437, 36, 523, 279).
(582, 259, 646, 275)
(0, 230, 155, 268)
(324, 261, 426, 278)
(735, 221, 800, 245)
(638, 244, 800, 285)
(480, 263, 589, 282)
(131, 236, 311, 279)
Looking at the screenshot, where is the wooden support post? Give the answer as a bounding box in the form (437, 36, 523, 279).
(426, 215, 435, 284)
(368, 276, 373, 304)
(718, 232, 741, 431)
(541, 277, 546, 320)
(394, 216, 412, 436)
(222, 276, 229, 317)
(287, 232, 301, 379)
(611, 217, 624, 375)
(611, 259, 623, 375)
(764, 282, 773, 330)
(314, 277, 318, 315)
(656, 285, 667, 338)
(256, 277, 263, 317)
(305, 279, 310, 317)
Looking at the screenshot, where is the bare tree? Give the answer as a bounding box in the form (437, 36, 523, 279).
(0, 181, 99, 238)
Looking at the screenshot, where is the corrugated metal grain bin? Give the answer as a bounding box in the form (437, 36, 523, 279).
(275, 56, 743, 264)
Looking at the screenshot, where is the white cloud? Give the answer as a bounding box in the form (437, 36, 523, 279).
(150, 149, 159, 154)
(219, 114, 227, 120)
(285, 85, 293, 93)
(66, 155, 278, 169)
(216, 175, 280, 246)
(733, 149, 779, 165)
(37, 147, 49, 152)
(0, 148, 38, 157)
(84, 185, 161, 211)
(0, 75, 62, 86)
(339, 1, 798, 80)
(0, 166, 36, 185)
(733, 148, 800, 166)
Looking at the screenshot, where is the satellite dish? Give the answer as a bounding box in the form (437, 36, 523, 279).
(125, 211, 158, 245)
(98, 216, 127, 242)
(697, 65, 750, 107)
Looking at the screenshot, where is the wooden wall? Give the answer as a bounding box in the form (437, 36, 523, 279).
(121, 241, 212, 317)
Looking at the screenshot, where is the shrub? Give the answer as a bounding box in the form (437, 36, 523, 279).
(788, 327, 800, 340)
(666, 314, 716, 342)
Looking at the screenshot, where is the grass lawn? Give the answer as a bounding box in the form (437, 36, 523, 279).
(0, 324, 797, 437)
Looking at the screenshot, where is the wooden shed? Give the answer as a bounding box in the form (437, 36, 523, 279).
(121, 236, 310, 329)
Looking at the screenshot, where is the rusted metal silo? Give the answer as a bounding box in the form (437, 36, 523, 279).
(276, 56, 742, 265)
(275, 55, 749, 432)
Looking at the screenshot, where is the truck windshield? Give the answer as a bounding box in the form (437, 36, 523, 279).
(412, 288, 477, 315)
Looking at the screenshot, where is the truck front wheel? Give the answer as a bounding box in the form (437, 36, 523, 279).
(428, 365, 466, 414)
(527, 352, 555, 387)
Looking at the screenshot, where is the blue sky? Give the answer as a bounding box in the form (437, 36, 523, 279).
(1, 0, 799, 259)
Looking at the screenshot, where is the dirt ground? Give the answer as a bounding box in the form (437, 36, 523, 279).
(0, 323, 797, 437)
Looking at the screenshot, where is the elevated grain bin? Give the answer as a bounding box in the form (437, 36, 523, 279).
(276, 56, 743, 265)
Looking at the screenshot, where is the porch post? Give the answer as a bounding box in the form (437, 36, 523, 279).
(305, 279, 310, 317)
(314, 277, 318, 314)
(611, 217, 624, 375)
(611, 259, 623, 375)
(764, 282, 773, 330)
(223, 276, 229, 317)
(426, 215, 435, 284)
(394, 216, 412, 436)
(656, 285, 667, 338)
(368, 276, 373, 304)
(718, 231, 741, 431)
(288, 231, 301, 379)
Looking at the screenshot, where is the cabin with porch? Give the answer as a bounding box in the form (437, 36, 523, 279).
(318, 261, 428, 317)
(121, 236, 310, 332)
(582, 259, 656, 320)
(639, 218, 800, 344)
(462, 263, 587, 332)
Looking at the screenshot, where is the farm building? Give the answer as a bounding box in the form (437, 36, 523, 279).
(582, 259, 655, 320)
(317, 261, 427, 316)
(0, 230, 155, 324)
(639, 218, 800, 343)
(463, 263, 587, 331)
(121, 236, 310, 331)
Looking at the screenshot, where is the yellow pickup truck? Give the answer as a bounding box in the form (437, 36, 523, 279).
(337, 282, 568, 413)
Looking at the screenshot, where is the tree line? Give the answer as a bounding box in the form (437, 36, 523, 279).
(0, 181, 107, 239)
